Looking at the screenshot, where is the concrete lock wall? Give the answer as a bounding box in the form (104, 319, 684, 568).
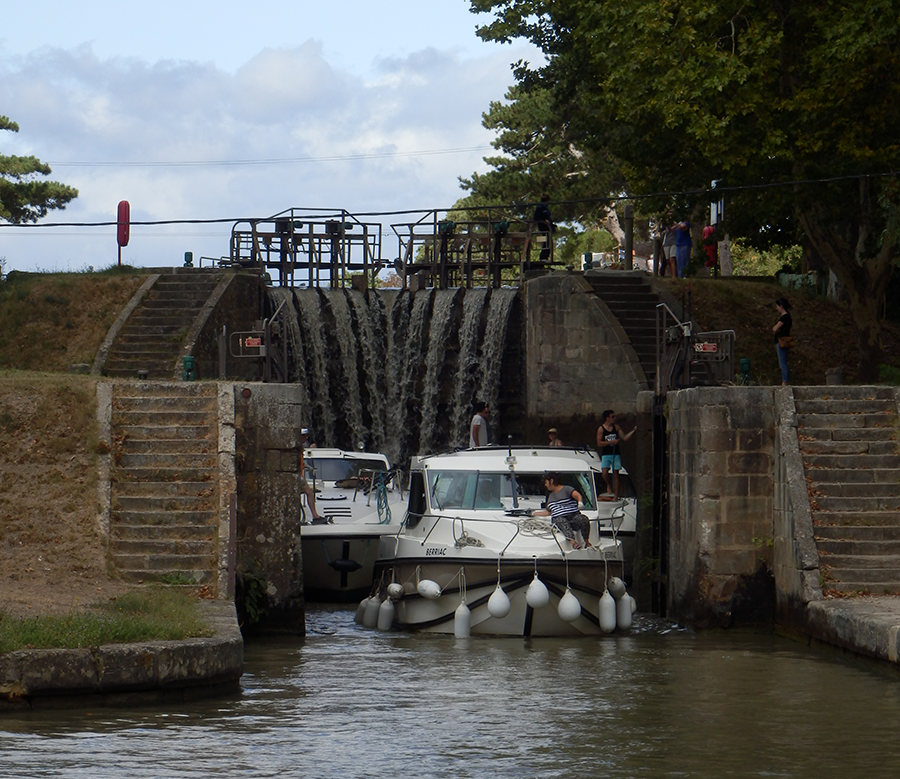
(666, 387, 778, 627)
(232, 382, 306, 634)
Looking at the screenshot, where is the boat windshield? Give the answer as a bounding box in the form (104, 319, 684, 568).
(427, 470, 596, 512)
(308, 458, 388, 482)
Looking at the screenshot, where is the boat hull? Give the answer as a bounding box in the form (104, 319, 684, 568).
(302, 524, 398, 602)
(372, 553, 624, 637)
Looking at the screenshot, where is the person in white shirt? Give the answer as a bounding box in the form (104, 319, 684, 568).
(469, 401, 491, 448)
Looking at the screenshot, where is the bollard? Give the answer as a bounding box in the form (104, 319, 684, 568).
(182, 355, 196, 381)
(184, 251, 193, 267)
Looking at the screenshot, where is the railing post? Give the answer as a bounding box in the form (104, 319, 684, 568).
(624, 204, 634, 271)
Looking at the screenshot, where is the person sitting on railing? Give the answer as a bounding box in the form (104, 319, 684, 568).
(532, 472, 591, 549)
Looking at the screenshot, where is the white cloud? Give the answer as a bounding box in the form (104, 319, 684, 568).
(1, 36, 533, 272)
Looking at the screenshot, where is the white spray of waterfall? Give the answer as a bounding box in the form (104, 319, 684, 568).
(477, 288, 518, 440)
(295, 290, 335, 446)
(417, 289, 459, 454)
(322, 289, 367, 450)
(348, 289, 387, 453)
(388, 289, 432, 463)
(384, 292, 412, 466)
(450, 288, 488, 447)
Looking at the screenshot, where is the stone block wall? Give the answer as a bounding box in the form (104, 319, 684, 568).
(233, 382, 305, 634)
(666, 386, 777, 626)
(523, 272, 645, 447)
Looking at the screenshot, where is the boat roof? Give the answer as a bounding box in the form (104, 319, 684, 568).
(412, 446, 624, 474)
(305, 448, 391, 466)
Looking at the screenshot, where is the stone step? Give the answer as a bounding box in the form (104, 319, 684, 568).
(797, 413, 899, 430)
(120, 438, 216, 455)
(815, 524, 900, 541)
(119, 322, 190, 336)
(113, 568, 216, 585)
(111, 509, 218, 527)
(799, 440, 899, 455)
(105, 368, 174, 381)
(817, 538, 900, 555)
(812, 495, 900, 512)
(105, 359, 175, 375)
(803, 453, 900, 470)
(115, 383, 217, 398)
(112, 410, 215, 426)
(112, 480, 216, 498)
(820, 554, 900, 571)
(117, 453, 218, 469)
(794, 399, 897, 415)
(813, 511, 900, 526)
(822, 581, 900, 595)
(810, 483, 900, 498)
(798, 427, 898, 443)
(112, 465, 217, 481)
(115, 424, 214, 440)
(112, 494, 217, 512)
(109, 538, 216, 556)
(111, 551, 217, 569)
(793, 385, 897, 401)
(113, 395, 217, 412)
(806, 468, 900, 484)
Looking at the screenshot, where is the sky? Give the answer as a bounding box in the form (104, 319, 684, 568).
(0, 0, 539, 274)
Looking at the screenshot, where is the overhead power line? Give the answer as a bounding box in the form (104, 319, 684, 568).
(48, 146, 494, 169)
(2, 171, 897, 230)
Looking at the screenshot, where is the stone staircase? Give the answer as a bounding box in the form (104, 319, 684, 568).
(794, 385, 900, 595)
(108, 383, 220, 588)
(104, 271, 224, 379)
(585, 274, 660, 387)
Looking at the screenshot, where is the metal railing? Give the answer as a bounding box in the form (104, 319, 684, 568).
(391, 208, 554, 290)
(225, 208, 383, 288)
(656, 302, 735, 394)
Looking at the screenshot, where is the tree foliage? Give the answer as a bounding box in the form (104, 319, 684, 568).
(1, 115, 78, 224)
(469, 0, 900, 378)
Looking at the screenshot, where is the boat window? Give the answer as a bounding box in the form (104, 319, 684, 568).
(425, 470, 595, 511)
(406, 472, 426, 527)
(307, 458, 387, 482)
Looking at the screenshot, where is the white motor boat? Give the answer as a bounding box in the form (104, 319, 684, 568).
(365, 446, 635, 637)
(300, 448, 405, 602)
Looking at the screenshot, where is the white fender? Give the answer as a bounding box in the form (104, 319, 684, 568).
(454, 602, 471, 638)
(376, 598, 395, 631)
(616, 592, 633, 631)
(487, 584, 511, 618)
(386, 582, 404, 600)
(363, 595, 381, 628)
(525, 574, 550, 609)
(599, 590, 617, 633)
(558, 588, 581, 623)
(608, 577, 627, 600)
(417, 579, 442, 600)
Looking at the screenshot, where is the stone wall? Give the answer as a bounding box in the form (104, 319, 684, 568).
(666, 386, 777, 626)
(191, 273, 266, 381)
(523, 272, 646, 447)
(233, 382, 305, 634)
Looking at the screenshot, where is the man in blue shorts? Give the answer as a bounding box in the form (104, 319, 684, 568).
(596, 410, 637, 498)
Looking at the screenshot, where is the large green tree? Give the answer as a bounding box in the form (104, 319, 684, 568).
(1, 116, 78, 223)
(470, 0, 900, 379)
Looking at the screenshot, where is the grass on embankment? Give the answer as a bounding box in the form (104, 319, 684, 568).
(0, 588, 213, 653)
(0, 266, 148, 371)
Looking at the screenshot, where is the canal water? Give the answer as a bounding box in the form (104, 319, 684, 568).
(2, 606, 900, 778)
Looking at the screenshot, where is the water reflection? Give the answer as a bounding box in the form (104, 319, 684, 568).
(2, 607, 900, 778)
